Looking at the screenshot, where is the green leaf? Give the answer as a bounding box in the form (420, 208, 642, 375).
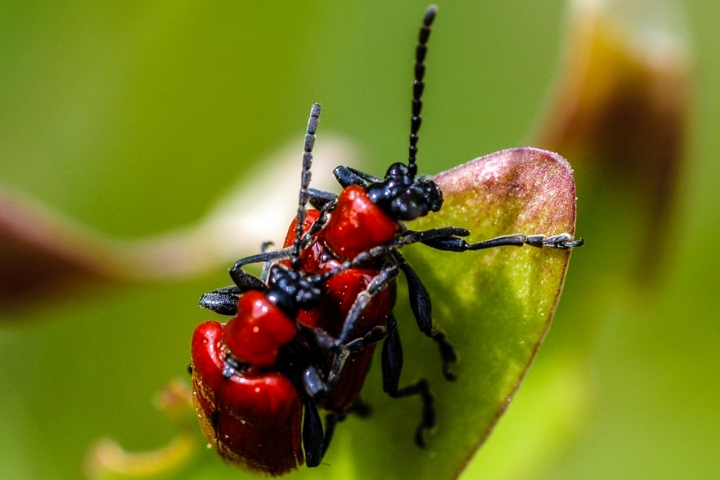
(390, 147, 577, 479)
(187, 147, 579, 480)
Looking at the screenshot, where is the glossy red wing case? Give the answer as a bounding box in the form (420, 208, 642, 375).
(322, 186, 398, 259)
(191, 321, 304, 476)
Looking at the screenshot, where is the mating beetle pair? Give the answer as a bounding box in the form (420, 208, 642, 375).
(191, 5, 582, 476)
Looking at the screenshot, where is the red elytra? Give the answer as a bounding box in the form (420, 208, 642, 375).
(191, 296, 304, 475)
(322, 185, 398, 259)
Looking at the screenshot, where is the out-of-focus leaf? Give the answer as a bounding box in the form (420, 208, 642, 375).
(0, 185, 119, 309)
(465, 2, 691, 479)
(84, 380, 197, 480)
(0, 139, 348, 314)
(533, 0, 689, 279)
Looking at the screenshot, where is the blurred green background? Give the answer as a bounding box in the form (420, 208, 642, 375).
(1, 0, 719, 479)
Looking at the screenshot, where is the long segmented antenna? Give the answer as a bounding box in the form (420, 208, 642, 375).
(408, 5, 437, 178)
(292, 103, 321, 271)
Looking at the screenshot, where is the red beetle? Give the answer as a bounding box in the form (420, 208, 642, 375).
(192, 104, 397, 474)
(192, 312, 302, 474)
(194, 101, 407, 472)
(286, 5, 582, 447)
(192, 105, 326, 475)
(202, 5, 583, 453)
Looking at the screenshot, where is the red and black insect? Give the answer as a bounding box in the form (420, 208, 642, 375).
(201, 4, 583, 456)
(286, 5, 582, 448)
(192, 105, 396, 475)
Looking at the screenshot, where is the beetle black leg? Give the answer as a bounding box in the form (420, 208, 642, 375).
(336, 263, 401, 345)
(301, 365, 328, 400)
(315, 226, 581, 276)
(199, 286, 242, 315)
(332, 316, 398, 388)
(419, 231, 584, 251)
(228, 247, 294, 290)
(391, 226, 583, 251)
(229, 269, 266, 293)
(202, 244, 295, 314)
(345, 314, 398, 353)
(381, 325, 436, 448)
(230, 247, 295, 271)
(333, 165, 370, 188)
(328, 246, 457, 380)
(396, 259, 432, 333)
(431, 330, 457, 381)
(396, 227, 470, 247)
(347, 166, 383, 184)
(468, 232, 584, 249)
(305, 196, 337, 237)
(302, 396, 325, 468)
(397, 258, 457, 381)
(345, 319, 397, 352)
(308, 188, 337, 209)
(306, 316, 397, 391)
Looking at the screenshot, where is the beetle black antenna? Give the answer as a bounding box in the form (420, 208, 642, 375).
(408, 5, 437, 178)
(292, 103, 321, 271)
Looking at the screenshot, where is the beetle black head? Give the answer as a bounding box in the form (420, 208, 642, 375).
(266, 265, 324, 319)
(366, 163, 443, 221)
(366, 5, 442, 222)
